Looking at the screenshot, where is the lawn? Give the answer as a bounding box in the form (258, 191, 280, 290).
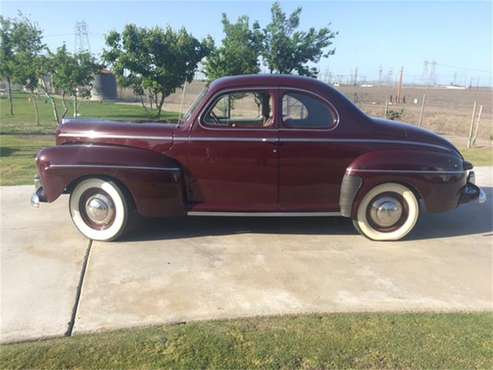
(0, 93, 179, 135)
(1, 313, 492, 369)
(0, 135, 54, 185)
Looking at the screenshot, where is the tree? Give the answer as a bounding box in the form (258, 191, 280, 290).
(259, 2, 337, 77)
(204, 14, 262, 81)
(0, 16, 16, 115)
(103, 24, 211, 118)
(9, 13, 44, 125)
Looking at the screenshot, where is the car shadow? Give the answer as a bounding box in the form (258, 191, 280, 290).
(120, 187, 493, 243)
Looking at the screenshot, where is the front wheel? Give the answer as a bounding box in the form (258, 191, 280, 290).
(69, 178, 129, 241)
(353, 183, 420, 241)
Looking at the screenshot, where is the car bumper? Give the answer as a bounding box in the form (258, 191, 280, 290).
(458, 171, 487, 205)
(31, 175, 47, 208)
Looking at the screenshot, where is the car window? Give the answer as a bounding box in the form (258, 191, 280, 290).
(204, 91, 273, 128)
(282, 92, 335, 129)
(181, 87, 208, 123)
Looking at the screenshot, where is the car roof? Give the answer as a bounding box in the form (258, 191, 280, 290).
(208, 74, 332, 94)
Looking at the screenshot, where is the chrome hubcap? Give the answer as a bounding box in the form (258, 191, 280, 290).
(85, 193, 115, 225)
(369, 196, 403, 228)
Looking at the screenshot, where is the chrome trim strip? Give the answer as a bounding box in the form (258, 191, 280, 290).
(197, 86, 341, 132)
(279, 138, 450, 151)
(181, 137, 278, 143)
(348, 169, 466, 174)
(175, 136, 450, 151)
(48, 164, 180, 171)
(58, 133, 173, 141)
(187, 211, 341, 217)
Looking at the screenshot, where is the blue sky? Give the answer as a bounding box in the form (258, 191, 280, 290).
(2, 1, 492, 85)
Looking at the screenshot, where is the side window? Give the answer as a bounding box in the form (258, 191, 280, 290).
(203, 91, 273, 128)
(282, 92, 336, 129)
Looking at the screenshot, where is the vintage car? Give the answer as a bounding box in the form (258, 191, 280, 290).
(32, 75, 485, 241)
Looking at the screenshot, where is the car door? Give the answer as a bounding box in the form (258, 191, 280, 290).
(185, 88, 279, 212)
(278, 89, 343, 212)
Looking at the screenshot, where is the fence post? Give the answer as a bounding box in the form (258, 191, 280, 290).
(471, 104, 483, 147)
(467, 101, 477, 149)
(384, 97, 389, 118)
(418, 94, 426, 127)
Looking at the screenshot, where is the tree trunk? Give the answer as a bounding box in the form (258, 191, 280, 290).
(7, 77, 14, 116)
(31, 91, 40, 126)
(139, 94, 149, 113)
(156, 93, 165, 119)
(73, 94, 78, 118)
(41, 79, 60, 124)
(61, 91, 68, 118)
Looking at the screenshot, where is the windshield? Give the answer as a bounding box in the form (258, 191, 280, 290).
(179, 87, 208, 124)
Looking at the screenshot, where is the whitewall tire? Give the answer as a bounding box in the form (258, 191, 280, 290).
(69, 178, 129, 241)
(353, 182, 420, 241)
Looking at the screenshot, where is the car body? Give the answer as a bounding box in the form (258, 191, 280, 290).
(32, 75, 486, 241)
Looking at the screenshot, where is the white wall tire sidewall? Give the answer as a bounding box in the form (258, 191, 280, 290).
(70, 178, 127, 241)
(356, 183, 419, 241)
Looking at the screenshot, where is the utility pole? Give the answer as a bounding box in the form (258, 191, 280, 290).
(418, 94, 426, 127)
(378, 65, 383, 84)
(396, 67, 404, 103)
(353, 67, 358, 86)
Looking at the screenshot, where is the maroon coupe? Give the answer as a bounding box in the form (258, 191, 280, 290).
(32, 75, 485, 241)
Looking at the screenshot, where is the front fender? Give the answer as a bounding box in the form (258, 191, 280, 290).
(339, 149, 467, 217)
(36, 144, 185, 217)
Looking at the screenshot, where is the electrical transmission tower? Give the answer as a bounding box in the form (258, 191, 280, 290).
(421, 60, 429, 83)
(74, 21, 91, 54)
(429, 60, 437, 85)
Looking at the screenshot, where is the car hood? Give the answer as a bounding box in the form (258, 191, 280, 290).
(370, 117, 460, 155)
(56, 118, 178, 151)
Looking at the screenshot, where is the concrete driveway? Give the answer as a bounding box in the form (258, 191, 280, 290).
(1, 167, 492, 343)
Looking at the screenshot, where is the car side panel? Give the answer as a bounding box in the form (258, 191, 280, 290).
(342, 149, 467, 216)
(36, 144, 185, 217)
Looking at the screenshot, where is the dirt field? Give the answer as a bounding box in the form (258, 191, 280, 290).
(120, 80, 493, 143)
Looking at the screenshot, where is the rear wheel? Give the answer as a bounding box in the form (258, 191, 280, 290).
(69, 178, 129, 241)
(353, 183, 419, 241)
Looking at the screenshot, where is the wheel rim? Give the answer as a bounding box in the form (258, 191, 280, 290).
(366, 192, 408, 232)
(79, 189, 116, 230)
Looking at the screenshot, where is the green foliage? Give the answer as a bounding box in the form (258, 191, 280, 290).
(258, 2, 337, 77)
(103, 25, 211, 117)
(49, 45, 99, 102)
(0, 16, 15, 82)
(386, 108, 404, 120)
(204, 14, 262, 81)
(6, 13, 44, 92)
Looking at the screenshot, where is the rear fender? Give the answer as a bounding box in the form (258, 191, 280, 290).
(36, 144, 185, 217)
(339, 149, 467, 217)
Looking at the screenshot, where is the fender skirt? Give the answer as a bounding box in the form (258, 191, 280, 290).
(36, 144, 185, 217)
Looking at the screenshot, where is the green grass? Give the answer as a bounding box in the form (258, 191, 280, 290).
(0, 135, 54, 185)
(1, 313, 492, 369)
(0, 93, 179, 135)
(461, 147, 493, 166)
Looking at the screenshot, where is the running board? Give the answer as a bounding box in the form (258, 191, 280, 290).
(187, 211, 341, 217)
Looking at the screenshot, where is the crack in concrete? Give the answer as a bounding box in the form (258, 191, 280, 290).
(65, 239, 93, 337)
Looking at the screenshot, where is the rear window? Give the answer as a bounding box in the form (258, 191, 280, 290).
(282, 92, 336, 129)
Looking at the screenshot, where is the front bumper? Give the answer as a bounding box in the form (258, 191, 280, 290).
(31, 175, 47, 208)
(458, 171, 487, 205)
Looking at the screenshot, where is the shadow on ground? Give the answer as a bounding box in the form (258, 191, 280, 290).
(120, 187, 493, 243)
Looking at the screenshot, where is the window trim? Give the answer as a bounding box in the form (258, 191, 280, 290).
(279, 88, 340, 131)
(199, 87, 277, 131)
